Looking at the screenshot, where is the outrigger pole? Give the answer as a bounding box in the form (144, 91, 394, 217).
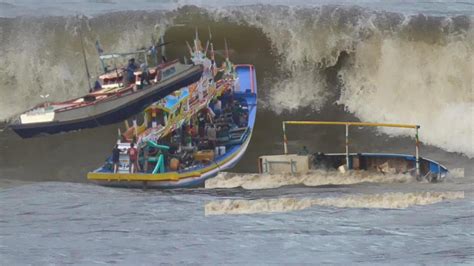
(282, 121, 421, 177)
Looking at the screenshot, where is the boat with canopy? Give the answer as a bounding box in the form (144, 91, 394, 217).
(258, 121, 448, 182)
(88, 32, 257, 188)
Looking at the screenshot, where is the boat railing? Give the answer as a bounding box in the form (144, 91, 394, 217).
(262, 158, 298, 174)
(54, 86, 132, 113)
(282, 121, 421, 177)
(55, 60, 183, 113)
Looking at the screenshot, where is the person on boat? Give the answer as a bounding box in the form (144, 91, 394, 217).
(221, 89, 234, 107)
(299, 146, 310, 155)
(207, 124, 217, 149)
(140, 62, 151, 86)
(239, 112, 248, 127)
(112, 144, 121, 173)
(198, 112, 206, 138)
(128, 142, 139, 173)
(179, 123, 187, 146)
(126, 58, 138, 85)
(187, 124, 198, 145)
(232, 101, 243, 126)
(212, 97, 222, 118)
(90, 80, 102, 93)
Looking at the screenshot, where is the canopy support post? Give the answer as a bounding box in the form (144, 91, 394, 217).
(415, 126, 420, 178)
(283, 122, 288, 154)
(345, 124, 350, 169)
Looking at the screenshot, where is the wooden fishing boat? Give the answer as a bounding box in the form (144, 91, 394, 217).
(258, 121, 448, 182)
(88, 34, 257, 188)
(9, 41, 203, 138)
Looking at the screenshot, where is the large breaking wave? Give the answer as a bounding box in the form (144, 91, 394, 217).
(0, 5, 472, 157)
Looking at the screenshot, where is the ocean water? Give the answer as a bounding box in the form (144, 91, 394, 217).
(0, 0, 473, 264)
(1, 178, 473, 265)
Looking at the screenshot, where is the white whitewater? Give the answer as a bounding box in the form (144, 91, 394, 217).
(205, 191, 465, 215)
(205, 171, 417, 190)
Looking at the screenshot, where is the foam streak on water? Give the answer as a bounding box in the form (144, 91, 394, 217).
(205, 171, 416, 189)
(205, 191, 465, 215)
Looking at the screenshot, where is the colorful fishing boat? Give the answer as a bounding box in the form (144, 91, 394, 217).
(87, 33, 257, 188)
(9, 41, 203, 138)
(258, 121, 448, 182)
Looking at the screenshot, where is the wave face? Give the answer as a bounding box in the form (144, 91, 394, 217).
(0, 5, 472, 159)
(211, 5, 473, 157)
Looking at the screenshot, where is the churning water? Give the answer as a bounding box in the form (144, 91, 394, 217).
(0, 0, 473, 264)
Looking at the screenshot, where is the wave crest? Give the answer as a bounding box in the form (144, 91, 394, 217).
(0, 5, 472, 157)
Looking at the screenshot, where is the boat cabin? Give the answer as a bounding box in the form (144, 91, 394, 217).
(112, 78, 250, 175)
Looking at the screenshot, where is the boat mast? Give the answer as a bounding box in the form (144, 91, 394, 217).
(151, 35, 159, 66)
(160, 35, 166, 63)
(78, 29, 92, 92)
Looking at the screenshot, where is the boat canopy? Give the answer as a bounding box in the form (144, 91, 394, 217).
(282, 121, 421, 176)
(99, 49, 149, 60)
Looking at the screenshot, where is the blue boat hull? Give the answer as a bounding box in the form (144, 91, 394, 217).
(88, 64, 258, 189)
(312, 152, 449, 181)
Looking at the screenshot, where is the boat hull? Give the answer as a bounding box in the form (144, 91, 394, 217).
(10, 65, 203, 138)
(88, 130, 253, 189)
(259, 152, 448, 182)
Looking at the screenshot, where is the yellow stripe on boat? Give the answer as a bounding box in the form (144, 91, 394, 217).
(87, 171, 201, 182)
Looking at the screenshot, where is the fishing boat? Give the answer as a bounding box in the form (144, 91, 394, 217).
(9, 40, 203, 138)
(87, 33, 257, 188)
(258, 121, 448, 182)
